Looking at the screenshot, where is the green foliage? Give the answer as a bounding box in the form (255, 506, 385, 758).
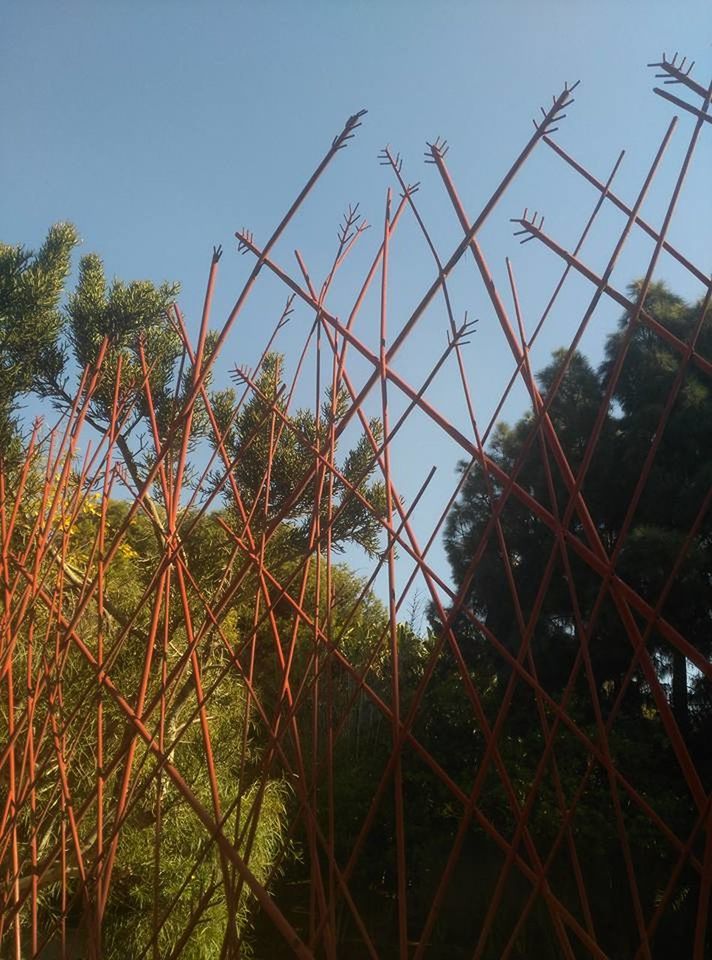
(10, 224, 708, 956)
(211, 352, 386, 557)
(1, 225, 393, 957)
(65, 253, 182, 430)
(0, 223, 78, 453)
(431, 281, 712, 957)
(6, 489, 294, 959)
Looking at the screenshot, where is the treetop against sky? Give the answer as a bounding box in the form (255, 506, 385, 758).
(2, 2, 710, 591)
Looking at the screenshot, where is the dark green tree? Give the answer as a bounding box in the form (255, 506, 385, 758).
(600, 281, 712, 736)
(443, 282, 712, 730)
(435, 281, 712, 957)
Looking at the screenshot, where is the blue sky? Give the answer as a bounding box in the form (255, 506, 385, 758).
(3, 1, 711, 601)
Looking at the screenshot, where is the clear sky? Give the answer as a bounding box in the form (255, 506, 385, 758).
(2, 1, 711, 603)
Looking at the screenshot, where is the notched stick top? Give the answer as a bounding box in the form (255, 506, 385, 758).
(236, 229, 255, 255)
(379, 146, 419, 198)
(511, 208, 545, 245)
(332, 108, 368, 151)
(337, 203, 363, 246)
(447, 313, 479, 348)
(648, 51, 696, 79)
(531, 80, 579, 136)
(277, 294, 295, 330)
(424, 138, 449, 164)
(647, 52, 712, 110)
(378, 146, 403, 174)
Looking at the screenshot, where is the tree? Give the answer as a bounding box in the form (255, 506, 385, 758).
(599, 281, 712, 736)
(210, 353, 386, 558)
(443, 282, 711, 728)
(436, 281, 711, 957)
(0, 224, 78, 458)
(1, 224, 390, 958)
(4, 490, 294, 959)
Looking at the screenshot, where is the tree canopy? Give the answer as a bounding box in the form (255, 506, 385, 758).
(0, 225, 388, 958)
(2, 223, 711, 958)
(435, 281, 712, 957)
(0, 224, 78, 456)
(443, 282, 712, 731)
